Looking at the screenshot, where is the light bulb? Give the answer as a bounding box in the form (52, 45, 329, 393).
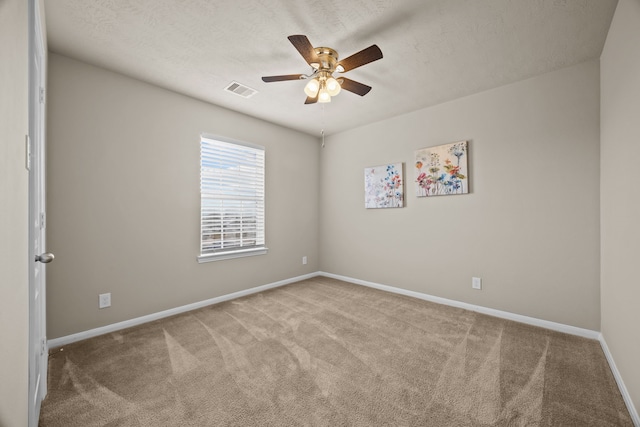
(326, 77, 341, 96)
(304, 78, 320, 97)
(318, 87, 331, 103)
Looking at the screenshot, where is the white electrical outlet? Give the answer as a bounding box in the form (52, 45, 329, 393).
(302, 256, 308, 265)
(472, 277, 482, 290)
(99, 293, 111, 309)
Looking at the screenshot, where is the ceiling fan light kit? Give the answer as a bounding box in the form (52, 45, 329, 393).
(262, 35, 383, 104)
(304, 72, 341, 103)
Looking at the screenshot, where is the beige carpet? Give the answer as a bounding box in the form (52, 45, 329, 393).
(40, 277, 633, 426)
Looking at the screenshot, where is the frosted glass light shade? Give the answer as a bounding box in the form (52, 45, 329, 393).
(326, 77, 341, 96)
(318, 87, 331, 103)
(304, 78, 320, 97)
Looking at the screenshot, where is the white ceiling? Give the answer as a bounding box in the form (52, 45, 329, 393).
(44, 0, 618, 137)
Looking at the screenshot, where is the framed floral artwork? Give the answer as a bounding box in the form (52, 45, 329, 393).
(364, 162, 404, 208)
(415, 141, 468, 197)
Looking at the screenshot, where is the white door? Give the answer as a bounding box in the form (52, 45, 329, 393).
(28, 0, 50, 425)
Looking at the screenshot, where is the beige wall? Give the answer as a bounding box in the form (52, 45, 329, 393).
(0, 0, 29, 425)
(46, 54, 320, 338)
(601, 0, 640, 414)
(320, 60, 601, 330)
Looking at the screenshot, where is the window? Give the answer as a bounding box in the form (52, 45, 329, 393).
(198, 135, 266, 262)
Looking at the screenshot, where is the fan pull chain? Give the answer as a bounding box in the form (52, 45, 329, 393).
(321, 104, 326, 148)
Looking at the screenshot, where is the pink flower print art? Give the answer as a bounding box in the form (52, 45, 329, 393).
(415, 141, 468, 197)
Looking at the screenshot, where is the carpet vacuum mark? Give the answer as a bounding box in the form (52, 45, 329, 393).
(39, 277, 633, 426)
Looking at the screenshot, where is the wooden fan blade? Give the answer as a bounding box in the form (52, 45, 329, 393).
(339, 77, 372, 96)
(288, 35, 319, 66)
(262, 74, 304, 82)
(304, 94, 318, 104)
(337, 45, 383, 72)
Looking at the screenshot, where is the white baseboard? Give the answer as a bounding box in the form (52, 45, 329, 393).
(599, 335, 640, 426)
(47, 272, 318, 349)
(51, 270, 600, 348)
(317, 272, 600, 340)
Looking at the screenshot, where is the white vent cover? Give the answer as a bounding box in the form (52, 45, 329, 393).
(225, 81, 258, 98)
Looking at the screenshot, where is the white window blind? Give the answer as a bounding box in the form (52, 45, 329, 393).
(199, 136, 266, 261)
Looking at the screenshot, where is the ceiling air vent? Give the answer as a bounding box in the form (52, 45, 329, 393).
(225, 81, 258, 98)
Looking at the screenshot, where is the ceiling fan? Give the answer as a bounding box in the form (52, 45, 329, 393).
(261, 35, 383, 104)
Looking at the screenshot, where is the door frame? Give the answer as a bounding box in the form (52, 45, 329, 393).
(28, 0, 48, 425)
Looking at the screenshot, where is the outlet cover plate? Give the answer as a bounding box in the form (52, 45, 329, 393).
(99, 293, 111, 308)
(472, 277, 482, 290)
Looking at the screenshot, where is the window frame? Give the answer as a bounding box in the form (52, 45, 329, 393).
(197, 134, 267, 263)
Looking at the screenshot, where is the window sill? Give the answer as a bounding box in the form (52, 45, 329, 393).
(197, 247, 268, 263)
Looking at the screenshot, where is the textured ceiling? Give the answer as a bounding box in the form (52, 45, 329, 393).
(44, 0, 617, 137)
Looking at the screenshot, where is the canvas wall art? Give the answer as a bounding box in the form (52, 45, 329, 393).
(415, 141, 468, 197)
(364, 162, 404, 208)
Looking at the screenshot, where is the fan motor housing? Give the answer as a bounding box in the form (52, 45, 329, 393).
(312, 47, 339, 72)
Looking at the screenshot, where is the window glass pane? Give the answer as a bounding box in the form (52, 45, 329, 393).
(200, 137, 265, 256)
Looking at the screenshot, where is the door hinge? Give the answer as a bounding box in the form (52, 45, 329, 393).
(39, 87, 45, 104)
(25, 135, 31, 171)
(41, 338, 46, 356)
